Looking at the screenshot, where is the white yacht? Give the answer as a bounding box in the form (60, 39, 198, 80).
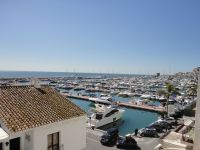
(159, 96, 167, 101)
(118, 91, 134, 97)
(88, 97, 111, 104)
(100, 94, 112, 101)
(87, 104, 125, 128)
(110, 90, 120, 95)
(140, 94, 151, 99)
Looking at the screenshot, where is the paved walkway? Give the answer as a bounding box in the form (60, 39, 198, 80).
(83, 129, 160, 150)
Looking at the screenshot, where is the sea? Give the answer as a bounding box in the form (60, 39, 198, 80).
(0, 71, 144, 78)
(0, 71, 159, 136)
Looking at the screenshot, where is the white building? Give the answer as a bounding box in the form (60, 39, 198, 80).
(193, 75, 200, 150)
(0, 85, 86, 150)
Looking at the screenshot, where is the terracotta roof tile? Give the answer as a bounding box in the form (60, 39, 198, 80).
(0, 85, 85, 133)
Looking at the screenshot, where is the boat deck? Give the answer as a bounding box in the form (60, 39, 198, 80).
(65, 94, 111, 104)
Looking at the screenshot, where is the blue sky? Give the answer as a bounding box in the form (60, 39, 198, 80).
(0, 0, 199, 74)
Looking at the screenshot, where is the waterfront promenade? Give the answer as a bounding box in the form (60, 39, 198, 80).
(84, 128, 160, 150)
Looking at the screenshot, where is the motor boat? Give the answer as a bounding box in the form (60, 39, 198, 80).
(73, 86, 85, 91)
(88, 97, 111, 104)
(168, 99, 177, 104)
(150, 95, 160, 100)
(87, 104, 125, 128)
(158, 96, 167, 101)
(140, 94, 151, 99)
(118, 91, 134, 97)
(110, 91, 119, 95)
(100, 94, 112, 101)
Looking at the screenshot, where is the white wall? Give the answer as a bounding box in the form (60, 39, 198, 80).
(2, 130, 34, 150)
(194, 75, 200, 150)
(1, 115, 86, 150)
(33, 115, 86, 150)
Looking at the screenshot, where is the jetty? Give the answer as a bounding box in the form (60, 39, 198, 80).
(117, 102, 166, 113)
(65, 94, 166, 113)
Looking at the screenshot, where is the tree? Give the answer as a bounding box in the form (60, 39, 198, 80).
(187, 84, 197, 97)
(158, 82, 180, 116)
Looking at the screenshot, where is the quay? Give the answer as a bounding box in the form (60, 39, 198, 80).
(84, 128, 160, 150)
(117, 102, 166, 114)
(65, 94, 166, 113)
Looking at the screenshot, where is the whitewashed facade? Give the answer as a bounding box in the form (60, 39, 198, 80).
(0, 115, 86, 150)
(193, 75, 200, 150)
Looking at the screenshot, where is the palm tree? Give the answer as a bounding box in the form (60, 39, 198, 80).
(158, 82, 180, 116)
(187, 84, 197, 97)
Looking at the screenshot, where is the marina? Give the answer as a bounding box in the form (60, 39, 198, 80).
(71, 98, 159, 136)
(0, 71, 197, 137)
(66, 94, 165, 113)
(1, 1, 199, 149)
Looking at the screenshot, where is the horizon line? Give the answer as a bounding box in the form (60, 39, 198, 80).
(0, 69, 176, 76)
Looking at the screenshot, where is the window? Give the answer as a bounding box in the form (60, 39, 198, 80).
(48, 132, 59, 150)
(95, 113, 103, 120)
(105, 109, 119, 117)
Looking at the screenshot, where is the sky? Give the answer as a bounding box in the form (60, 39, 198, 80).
(0, 0, 200, 74)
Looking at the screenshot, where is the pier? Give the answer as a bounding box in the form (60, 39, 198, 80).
(65, 94, 166, 113)
(117, 102, 166, 113)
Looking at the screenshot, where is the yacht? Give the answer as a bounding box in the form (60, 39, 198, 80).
(100, 94, 112, 101)
(88, 97, 111, 104)
(159, 96, 167, 101)
(87, 104, 125, 128)
(118, 91, 134, 97)
(110, 91, 120, 95)
(140, 94, 151, 99)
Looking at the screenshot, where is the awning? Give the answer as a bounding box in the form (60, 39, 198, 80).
(0, 128, 9, 141)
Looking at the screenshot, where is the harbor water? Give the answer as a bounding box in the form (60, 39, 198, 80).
(71, 98, 159, 136)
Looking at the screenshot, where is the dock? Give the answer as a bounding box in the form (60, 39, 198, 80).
(117, 102, 166, 113)
(65, 94, 166, 113)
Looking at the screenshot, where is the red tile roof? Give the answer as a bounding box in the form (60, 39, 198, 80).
(0, 85, 85, 133)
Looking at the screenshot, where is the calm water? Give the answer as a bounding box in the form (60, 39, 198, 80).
(71, 98, 159, 136)
(0, 71, 144, 78)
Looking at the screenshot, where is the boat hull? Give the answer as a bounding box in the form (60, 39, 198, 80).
(88, 110, 124, 128)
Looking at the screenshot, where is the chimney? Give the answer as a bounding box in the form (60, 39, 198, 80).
(31, 78, 41, 88)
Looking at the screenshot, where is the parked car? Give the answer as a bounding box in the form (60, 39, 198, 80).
(116, 135, 140, 150)
(162, 117, 178, 126)
(100, 128, 119, 146)
(138, 128, 159, 137)
(147, 123, 163, 133)
(147, 120, 171, 132)
(170, 110, 183, 119)
(157, 119, 172, 129)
